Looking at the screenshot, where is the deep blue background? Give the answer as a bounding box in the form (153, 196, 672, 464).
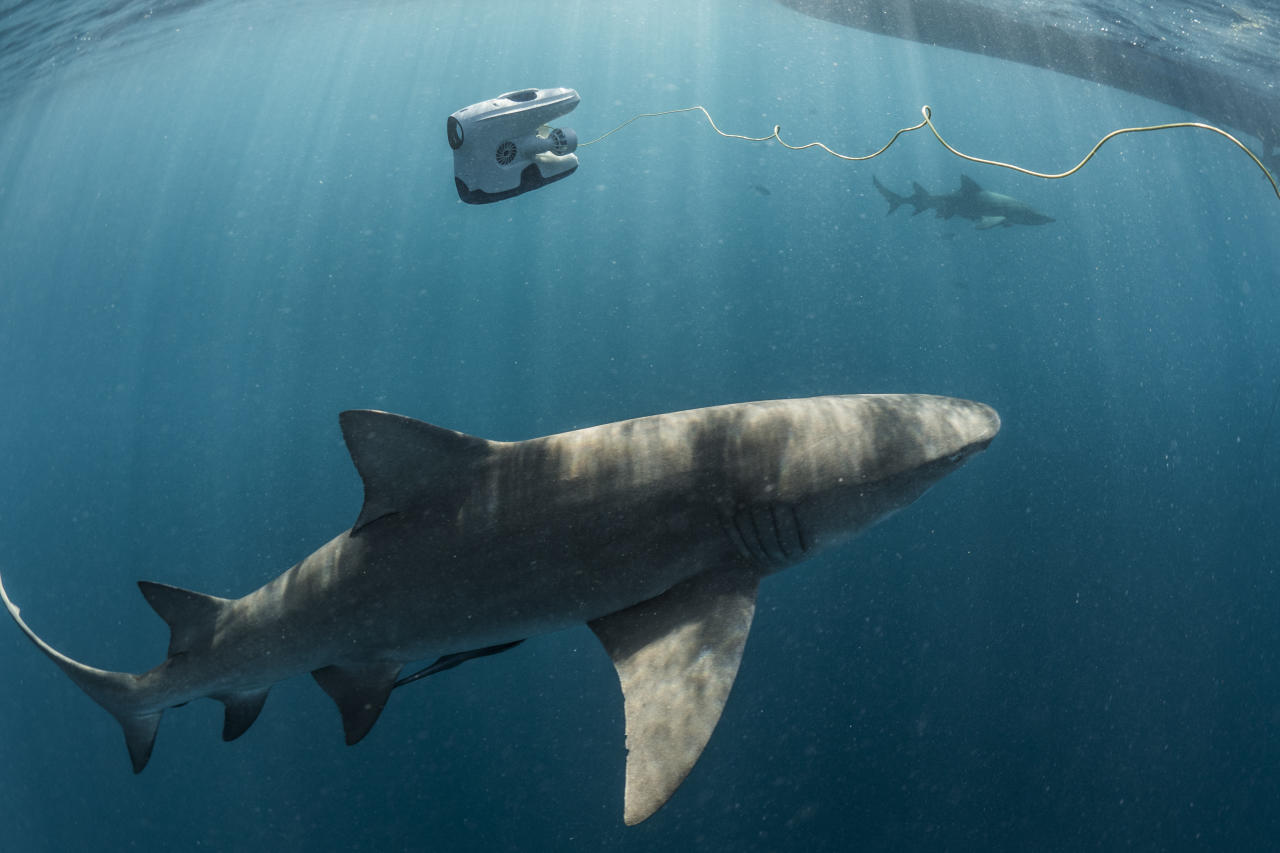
(2, 1, 1279, 849)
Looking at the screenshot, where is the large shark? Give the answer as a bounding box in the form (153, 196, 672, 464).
(777, 0, 1280, 174)
(0, 394, 999, 825)
(874, 174, 1055, 229)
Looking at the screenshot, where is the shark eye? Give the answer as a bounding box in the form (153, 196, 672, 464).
(947, 451, 964, 463)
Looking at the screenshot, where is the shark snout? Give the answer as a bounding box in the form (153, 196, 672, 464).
(949, 400, 1000, 460)
(978, 401, 1001, 434)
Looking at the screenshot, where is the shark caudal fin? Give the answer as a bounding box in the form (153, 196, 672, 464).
(872, 175, 907, 214)
(0, 569, 258, 772)
(0, 569, 162, 772)
(874, 176, 933, 216)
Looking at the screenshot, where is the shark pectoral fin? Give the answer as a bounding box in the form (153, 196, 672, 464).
(976, 216, 1006, 230)
(339, 410, 497, 532)
(589, 568, 760, 826)
(215, 688, 271, 741)
(312, 661, 403, 745)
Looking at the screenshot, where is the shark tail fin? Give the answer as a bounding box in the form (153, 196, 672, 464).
(871, 175, 905, 214)
(0, 570, 163, 772)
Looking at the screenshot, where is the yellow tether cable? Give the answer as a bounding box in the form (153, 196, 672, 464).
(581, 104, 1280, 201)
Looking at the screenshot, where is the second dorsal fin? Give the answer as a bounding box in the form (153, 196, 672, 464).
(137, 581, 232, 657)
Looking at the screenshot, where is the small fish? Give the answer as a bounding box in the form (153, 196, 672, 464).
(751, 184, 772, 196)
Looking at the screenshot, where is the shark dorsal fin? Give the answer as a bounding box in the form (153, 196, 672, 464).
(339, 410, 496, 533)
(959, 174, 983, 195)
(589, 567, 760, 825)
(137, 581, 232, 657)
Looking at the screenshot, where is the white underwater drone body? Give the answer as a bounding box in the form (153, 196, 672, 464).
(447, 87, 580, 204)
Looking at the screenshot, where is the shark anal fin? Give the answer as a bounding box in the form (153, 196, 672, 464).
(137, 581, 232, 657)
(339, 410, 496, 533)
(215, 688, 271, 741)
(312, 661, 403, 745)
(122, 711, 163, 773)
(589, 567, 760, 826)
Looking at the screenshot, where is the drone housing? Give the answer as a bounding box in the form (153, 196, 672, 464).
(447, 87, 580, 204)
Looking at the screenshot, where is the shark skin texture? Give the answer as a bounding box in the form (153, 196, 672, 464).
(0, 393, 1000, 825)
(874, 175, 1055, 229)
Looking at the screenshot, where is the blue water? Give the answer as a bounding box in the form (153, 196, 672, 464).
(2, 1, 1279, 849)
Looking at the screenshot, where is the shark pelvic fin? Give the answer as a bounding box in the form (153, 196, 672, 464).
(137, 581, 232, 657)
(215, 687, 271, 741)
(339, 410, 496, 533)
(312, 661, 403, 745)
(589, 567, 760, 826)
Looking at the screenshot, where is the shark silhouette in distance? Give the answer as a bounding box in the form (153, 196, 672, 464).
(0, 394, 999, 825)
(874, 175, 1055, 230)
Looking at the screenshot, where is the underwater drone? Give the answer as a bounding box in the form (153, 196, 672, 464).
(445, 87, 1279, 206)
(447, 87, 580, 204)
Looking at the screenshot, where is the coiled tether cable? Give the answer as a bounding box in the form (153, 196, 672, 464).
(581, 104, 1280, 201)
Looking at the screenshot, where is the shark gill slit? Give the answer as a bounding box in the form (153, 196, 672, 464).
(775, 503, 810, 562)
(790, 505, 810, 555)
(747, 509, 775, 564)
(720, 510, 751, 565)
(729, 509, 759, 566)
(724, 503, 808, 570)
(724, 506, 764, 568)
(769, 505, 791, 561)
